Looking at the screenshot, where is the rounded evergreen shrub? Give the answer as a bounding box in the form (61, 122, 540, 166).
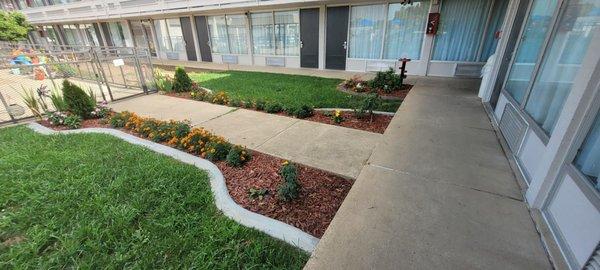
(265, 102, 283, 113)
(294, 105, 314, 119)
(172, 67, 193, 93)
(62, 80, 94, 119)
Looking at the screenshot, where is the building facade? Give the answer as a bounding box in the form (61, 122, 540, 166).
(4, 0, 599, 269)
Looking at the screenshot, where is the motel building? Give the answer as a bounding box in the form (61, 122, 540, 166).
(1, 0, 598, 268)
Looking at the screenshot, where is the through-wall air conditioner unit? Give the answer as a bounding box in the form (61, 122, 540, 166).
(498, 103, 528, 154)
(454, 63, 483, 78)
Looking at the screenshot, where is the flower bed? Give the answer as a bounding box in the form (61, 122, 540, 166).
(339, 68, 413, 100)
(306, 111, 392, 134)
(38, 112, 352, 238)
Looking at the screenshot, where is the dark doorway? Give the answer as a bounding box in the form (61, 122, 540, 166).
(491, 0, 530, 108)
(180, 17, 198, 61)
(194, 16, 213, 62)
(325, 6, 349, 70)
(100, 22, 113, 47)
(93, 23, 105, 46)
(300, 8, 319, 68)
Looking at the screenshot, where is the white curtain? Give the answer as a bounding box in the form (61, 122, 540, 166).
(349, 5, 385, 59)
(166, 18, 184, 52)
(274, 11, 300, 56)
(226, 15, 248, 54)
(108, 22, 126, 47)
(575, 112, 600, 190)
(251, 12, 274, 55)
(383, 1, 429, 60)
(432, 0, 492, 61)
(504, 0, 559, 103)
(524, 0, 600, 134)
(207, 16, 229, 54)
(154, 20, 171, 51)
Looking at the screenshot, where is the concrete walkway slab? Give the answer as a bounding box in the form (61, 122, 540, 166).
(109, 93, 381, 179)
(199, 108, 298, 148)
(258, 121, 381, 178)
(304, 166, 550, 270)
(305, 77, 551, 269)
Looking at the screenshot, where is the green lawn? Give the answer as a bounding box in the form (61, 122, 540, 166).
(189, 70, 401, 112)
(0, 126, 308, 269)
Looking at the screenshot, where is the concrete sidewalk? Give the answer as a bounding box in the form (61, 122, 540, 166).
(304, 78, 552, 269)
(109, 94, 381, 179)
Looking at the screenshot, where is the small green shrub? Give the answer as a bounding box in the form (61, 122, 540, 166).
(277, 162, 300, 202)
(205, 140, 232, 161)
(361, 93, 381, 122)
(242, 100, 254, 109)
(368, 68, 403, 93)
(110, 111, 132, 128)
(294, 105, 314, 119)
(248, 188, 268, 200)
(62, 80, 94, 119)
(46, 111, 67, 126)
(226, 145, 251, 167)
(172, 67, 193, 93)
(64, 114, 82, 129)
(154, 69, 173, 92)
(255, 100, 266, 111)
(283, 105, 297, 116)
(90, 101, 111, 119)
(332, 110, 344, 124)
(265, 102, 283, 113)
(49, 88, 67, 112)
(228, 98, 242, 107)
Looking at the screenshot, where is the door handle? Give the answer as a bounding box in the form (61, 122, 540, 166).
(342, 41, 347, 50)
(300, 40, 303, 49)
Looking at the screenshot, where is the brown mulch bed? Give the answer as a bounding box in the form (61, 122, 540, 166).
(338, 84, 413, 101)
(163, 93, 392, 134)
(39, 119, 353, 238)
(306, 111, 392, 134)
(216, 151, 352, 238)
(38, 118, 108, 130)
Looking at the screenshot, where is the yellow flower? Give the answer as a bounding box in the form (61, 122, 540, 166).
(282, 160, 289, 166)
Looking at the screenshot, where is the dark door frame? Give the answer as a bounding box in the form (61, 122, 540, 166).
(325, 6, 349, 70)
(194, 15, 213, 62)
(300, 8, 320, 68)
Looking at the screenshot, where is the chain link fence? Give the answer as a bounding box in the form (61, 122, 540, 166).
(0, 42, 156, 124)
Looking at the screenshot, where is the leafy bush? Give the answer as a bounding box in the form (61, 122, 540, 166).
(277, 161, 300, 201)
(90, 101, 111, 119)
(360, 93, 381, 122)
(248, 188, 268, 200)
(46, 111, 67, 126)
(265, 102, 283, 113)
(283, 105, 297, 116)
(294, 105, 314, 119)
(49, 88, 67, 112)
(368, 68, 403, 93)
(109, 111, 133, 128)
(332, 109, 344, 124)
(190, 83, 210, 101)
(254, 100, 266, 111)
(211, 91, 229, 105)
(64, 114, 82, 129)
(154, 69, 173, 92)
(205, 139, 231, 161)
(228, 98, 242, 107)
(172, 67, 193, 93)
(226, 145, 251, 167)
(62, 80, 94, 119)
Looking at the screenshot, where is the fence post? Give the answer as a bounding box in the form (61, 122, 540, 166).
(88, 50, 107, 102)
(92, 48, 114, 101)
(0, 90, 17, 123)
(132, 47, 149, 94)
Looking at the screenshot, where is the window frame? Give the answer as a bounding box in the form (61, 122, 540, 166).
(249, 9, 300, 57)
(206, 13, 250, 55)
(346, 1, 431, 61)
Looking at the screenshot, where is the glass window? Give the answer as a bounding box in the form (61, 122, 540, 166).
(349, 4, 386, 59)
(154, 19, 171, 51)
(251, 12, 274, 55)
(130, 20, 148, 48)
(226, 15, 248, 54)
(383, 1, 429, 60)
(43, 25, 60, 45)
(274, 11, 300, 56)
(574, 111, 600, 192)
(504, 0, 560, 103)
(108, 22, 126, 47)
(166, 18, 184, 51)
(62, 24, 82, 46)
(480, 0, 509, 61)
(432, 0, 493, 61)
(524, 0, 600, 134)
(207, 15, 229, 54)
(81, 24, 100, 46)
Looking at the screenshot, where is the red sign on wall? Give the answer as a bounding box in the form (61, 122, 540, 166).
(426, 13, 440, 35)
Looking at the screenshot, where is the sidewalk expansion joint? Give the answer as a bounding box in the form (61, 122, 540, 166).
(368, 164, 523, 202)
(254, 119, 301, 150)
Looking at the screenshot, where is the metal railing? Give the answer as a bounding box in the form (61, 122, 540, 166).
(0, 42, 156, 125)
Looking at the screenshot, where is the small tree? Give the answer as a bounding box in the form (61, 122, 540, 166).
(361, 93, 381, 123)
(62, 80, 94, 119)
(172, 67, 192, 93)
(0, 11, 31, 42)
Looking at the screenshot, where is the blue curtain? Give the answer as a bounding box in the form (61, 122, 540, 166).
(524, 0, 600, 134)
(251, 12, 274, 55)
(480, 0, 509, 61)
(504, 0, 560, 104)
(575, 112, 600, 191)
(348, 4, 386, 59)
(432, 0, 492, 61)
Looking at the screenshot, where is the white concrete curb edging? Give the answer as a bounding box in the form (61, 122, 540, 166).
(28, 122, 319, 253)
